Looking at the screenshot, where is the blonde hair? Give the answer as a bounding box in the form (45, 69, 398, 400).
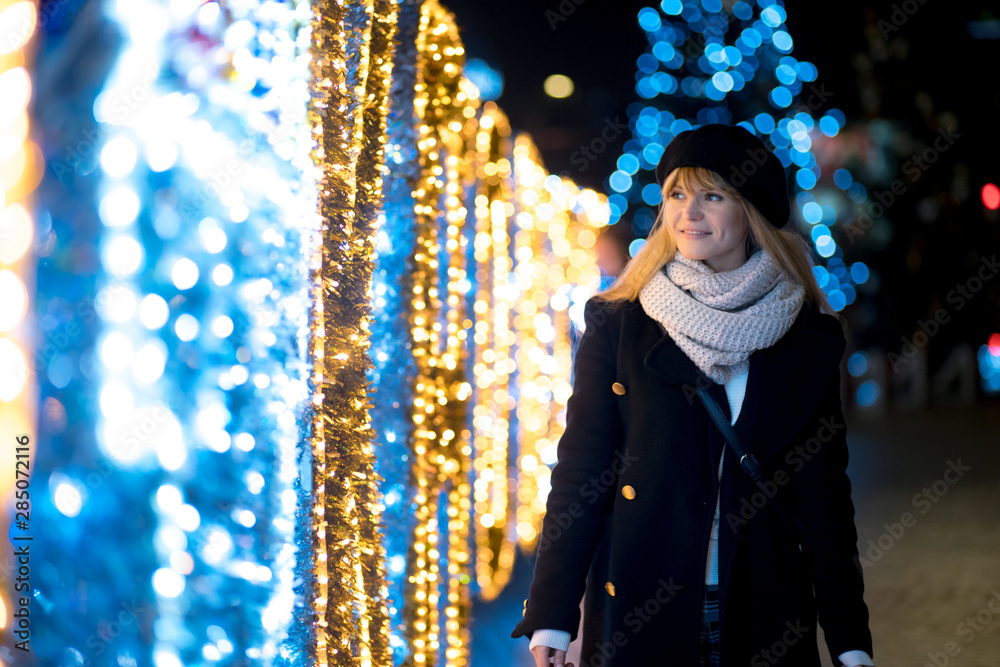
(593, 166, 842, 327)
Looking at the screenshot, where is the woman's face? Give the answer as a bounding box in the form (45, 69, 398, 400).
(663, 176, 749, 273)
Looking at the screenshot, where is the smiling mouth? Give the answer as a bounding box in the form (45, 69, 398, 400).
(681, 230, 711, 236)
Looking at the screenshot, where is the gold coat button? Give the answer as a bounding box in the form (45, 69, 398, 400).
(605, 581, 616, 596)
(621, 485, 636, 500)
(612, 382, 626, 395)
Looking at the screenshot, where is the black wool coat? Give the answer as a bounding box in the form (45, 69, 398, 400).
(511, 295, 874, 666)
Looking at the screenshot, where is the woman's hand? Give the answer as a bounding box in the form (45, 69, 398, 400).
(530, 645, 574, 667)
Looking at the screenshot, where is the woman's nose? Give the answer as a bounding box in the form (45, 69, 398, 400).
(684, 199, 703, 218)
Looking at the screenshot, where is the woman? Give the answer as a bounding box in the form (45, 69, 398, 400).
(511, 124, 876, 666)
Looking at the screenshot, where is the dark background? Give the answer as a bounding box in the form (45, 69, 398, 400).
(442, 0, 998, 192)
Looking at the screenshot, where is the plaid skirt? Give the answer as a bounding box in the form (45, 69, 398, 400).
(699, 583, 721, 667)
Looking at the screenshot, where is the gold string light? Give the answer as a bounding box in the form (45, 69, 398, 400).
(509, 136, 609, 553)
(0, 0, 40, 645)
(308, 0, 396, 664)
(397, 0, 612, 618)
(402, 2, 477, 665)
(438, 75, 482, 666)
(469, 104, 518, 600)
(0, 0, 40, 464)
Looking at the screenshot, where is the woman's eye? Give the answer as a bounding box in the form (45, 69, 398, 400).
(668, 190, 722, 200)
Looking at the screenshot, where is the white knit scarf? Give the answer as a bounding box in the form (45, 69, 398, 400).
(639, 247, 805, 384)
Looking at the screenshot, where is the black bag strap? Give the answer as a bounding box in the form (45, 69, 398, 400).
(696, 386, 803, 544)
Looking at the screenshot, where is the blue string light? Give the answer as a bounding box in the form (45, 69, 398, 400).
(32, 0, 313, 664)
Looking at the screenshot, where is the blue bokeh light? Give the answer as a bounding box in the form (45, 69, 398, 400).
(741, 27, 762, 48)
(812, 265, 830, 288)
(608, 193, 628, 217)
(816, 235, 837, 258)
(733, 1, 753, 20)
(833, 168, 852, 190)
(827, 289, 846, 311)
(802, 202, 823, 223)
(652, 71, 678, 94)
(850, 262, 870, 284)
(797, 61, 818, 81)
(642, 183, 663, 205)
(643, 142, 665, 165)
(639, 7, 662, 30)
(754, 113, 775, 134)
(818, 116, 839, 137)
(653, 41, 677, 63)
(847, 352, 868, 377)
(769, 86, 792, 107)
(772, 31, 793, 52)
(637, 77, 657, 98)
(617, 154, 641, 174)
(609, 170, 633, 193)
(848, 182, 868, 203)
(856, 380, 880, 407)
(811, 223, 831, 243)
(977, 344, 1000, 395)
(661, 0, 683, 16)
(761, 5, 786, 26)
(637, 53, 660, 74)
(712, 71, 734, 92)
(463, 58, 504, 101)
(775, 64, 796, 85)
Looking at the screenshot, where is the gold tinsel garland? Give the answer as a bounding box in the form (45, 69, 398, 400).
(308, 0, 397, 665)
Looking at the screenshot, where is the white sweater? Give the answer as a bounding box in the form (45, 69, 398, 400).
(527, 367, 874, 666)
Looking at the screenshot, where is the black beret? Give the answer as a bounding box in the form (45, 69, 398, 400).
(654, 123, 790, 228)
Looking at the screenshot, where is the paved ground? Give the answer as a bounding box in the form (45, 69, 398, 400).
(471, 402, 1000, 666)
